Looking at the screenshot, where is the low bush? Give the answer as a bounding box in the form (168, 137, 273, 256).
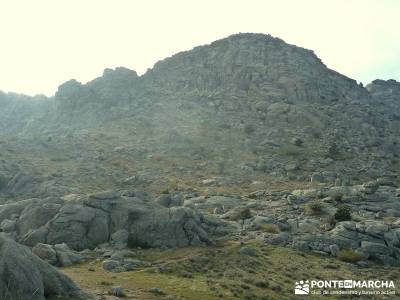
(334, 204, 352, 221)
(306, 202, 324, 215)
(260, 224, 280, 233)
(337, 249, 363, 263)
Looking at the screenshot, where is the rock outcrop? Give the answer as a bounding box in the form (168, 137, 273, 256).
(274, 181, 400, 265)
(32, 243, 83, 267)
(55, 67, 139, 110)
(0, 192, 213, 250)
(47, 33, 399, 182)
(292, 220, 400, 266)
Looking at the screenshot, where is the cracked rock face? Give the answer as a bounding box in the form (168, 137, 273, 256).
(0, 233, 83, 300)
(0, 193, 212, 250)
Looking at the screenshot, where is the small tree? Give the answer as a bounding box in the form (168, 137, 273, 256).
(239, 208, 252, 228)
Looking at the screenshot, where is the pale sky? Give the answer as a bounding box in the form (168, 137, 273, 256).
(0, 0, 399, 96)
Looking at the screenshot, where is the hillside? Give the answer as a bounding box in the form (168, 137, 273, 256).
(1, 33, 399, 201)
(0, 33, 399, 299)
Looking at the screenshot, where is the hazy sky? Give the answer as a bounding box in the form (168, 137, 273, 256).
(0, 0, 399, 96)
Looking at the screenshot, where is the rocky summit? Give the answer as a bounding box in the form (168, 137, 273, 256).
(0, 33, 399, 299)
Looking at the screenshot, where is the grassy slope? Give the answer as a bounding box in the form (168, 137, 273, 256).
(62, 241, 400, 300)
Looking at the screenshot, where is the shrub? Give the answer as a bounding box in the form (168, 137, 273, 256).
(254, 279, 269, 288)
(337, 249, 363, 263)
(160, 189, 170, 195)
(334, 204, 352, 221)
(332, 194, 343, 202)
(260, 224, 280, 233)
(239, 246, 258, 257)
(307, 202, 324, 215)
(292, 137, 303, 146)
(108, 286, 125, 297)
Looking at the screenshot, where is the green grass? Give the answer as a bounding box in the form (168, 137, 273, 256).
(62, 241, 400, 300)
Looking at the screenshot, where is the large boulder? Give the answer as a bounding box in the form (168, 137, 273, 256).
(32, 243, 83, 267)
(0, 192, 214, 251)
(46, 203, 110, 250)
(0, 234, 83, 300)
(0, 219, 16, 233)
(360, 241, 392, 257)
(17, 199, 63, 236)
(110, 229, 129, 249)
(125, 205, 211, 248)
(32, 243, 58, 265)
(54, 243, 83, 267)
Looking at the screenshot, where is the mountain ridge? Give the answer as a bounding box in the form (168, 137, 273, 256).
(2, 33, 397, 97)
(0, 33, 399, 190)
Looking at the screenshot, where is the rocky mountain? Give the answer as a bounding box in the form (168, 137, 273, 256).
(0, 33, 400, 299)
(2, 33, 398, 183)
